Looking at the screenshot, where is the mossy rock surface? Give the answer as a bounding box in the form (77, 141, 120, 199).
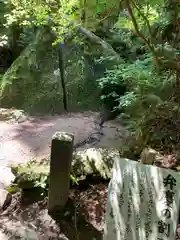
(0, 27, 102, 113)
(0, 27, 58, 112)
(11, 158, 50, 189)
(10, 148, 120, 190)
(72, 148, 120, 179)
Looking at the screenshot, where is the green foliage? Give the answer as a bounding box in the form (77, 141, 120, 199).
(97, 53, 159, 110)
(0, 27, 102, 112)
(128, 101, 180, 154)
(95, 0, 180, 157)
(1, 0, 180, 156)
(70, 174, 79, 185)
(10, 159, 79, 193)
(2, 0, 121, 44)
(6, 183, 20, 194)
(97, 48, 178, 154)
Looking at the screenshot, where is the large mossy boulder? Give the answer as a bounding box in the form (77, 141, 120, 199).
(0, 27, 102, 113)
(0, 27, 59, 112)
(10, 148, 120, 190)
(11, 159, 50, 190)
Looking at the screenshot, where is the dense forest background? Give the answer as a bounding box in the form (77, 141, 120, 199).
(0, 0, 180, 158)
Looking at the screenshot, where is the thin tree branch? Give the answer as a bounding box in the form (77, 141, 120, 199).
(131, 0, 153, 42)
(125, 0, 160, 66)
(74, 23, 123, 62)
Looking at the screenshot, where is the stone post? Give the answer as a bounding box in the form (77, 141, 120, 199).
(48, 132, 74, 215)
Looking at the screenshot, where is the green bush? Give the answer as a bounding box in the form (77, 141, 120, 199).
(97, 53, 178, 154)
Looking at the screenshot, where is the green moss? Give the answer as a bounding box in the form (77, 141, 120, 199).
(52, 132, 74, 141)
(10, 148, 120, 190)
(0, 27, 59, 112)
(10, 159, 50, 189)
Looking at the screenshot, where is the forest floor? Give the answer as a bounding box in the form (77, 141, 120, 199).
(0, 181, 108, 239)
(0, 109, 180, 239)
(0, 109, 128, 239)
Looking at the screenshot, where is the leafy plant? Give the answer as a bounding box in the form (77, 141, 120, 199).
(70, 174, 79, 185)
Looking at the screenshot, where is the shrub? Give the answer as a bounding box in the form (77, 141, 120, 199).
(97, 53, 178, 155)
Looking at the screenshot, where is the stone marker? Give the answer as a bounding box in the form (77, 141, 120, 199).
(103, 157, 180, 240)
(48, 132, 74, 214)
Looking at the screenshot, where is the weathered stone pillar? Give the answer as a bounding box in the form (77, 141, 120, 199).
(48, 132, 74, 215)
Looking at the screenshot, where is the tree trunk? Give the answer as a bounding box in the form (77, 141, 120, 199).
(57, 43, 68, 112)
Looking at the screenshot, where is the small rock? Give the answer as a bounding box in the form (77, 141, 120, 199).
(139, 148, 160, 165)
(0, 189, 12, 210)
(72, 148, 120, 179)
(0, 166, 15, 188)
(139, 148, 178, 169)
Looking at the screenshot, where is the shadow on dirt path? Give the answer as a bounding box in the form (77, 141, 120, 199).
(0, 111, 128, 166)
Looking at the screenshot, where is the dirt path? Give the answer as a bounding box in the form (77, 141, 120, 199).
(0, 111, 127, 166)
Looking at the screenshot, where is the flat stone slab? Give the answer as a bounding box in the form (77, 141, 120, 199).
(104, 157, 180, 240)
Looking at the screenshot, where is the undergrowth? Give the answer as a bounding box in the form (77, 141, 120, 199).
(97, 51, 179, 156)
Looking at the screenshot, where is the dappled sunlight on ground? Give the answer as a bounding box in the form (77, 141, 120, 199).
(0, 111, 127, 166)
(0, 112, 97, 165)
